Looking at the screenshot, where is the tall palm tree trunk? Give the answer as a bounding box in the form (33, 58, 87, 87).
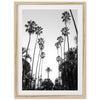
(39, 59, 43, 87)
(64, 36, 66, 60)
(60, 44, 62, 58)
(40, 59, 43, 78)
(58, 62, 60, 78)
(70, 9, 78, 48)
(67, 35, 69, 51)
(57, 48, 59, 56)
(32, 35, 38, 75)
(37, 56, 42, 87)
(69, 9, 78, 35)
(35, 49, 41, 88)
(48, 72, 49, 79)
(65, 21, 70, 52)
(64, 22, 67, 60)
(25, 34, 31, 60)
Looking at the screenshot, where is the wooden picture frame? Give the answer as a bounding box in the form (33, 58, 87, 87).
(14, 2, 86, 98)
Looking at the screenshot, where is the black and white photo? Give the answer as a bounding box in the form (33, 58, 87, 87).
(14, 2, 86, 98)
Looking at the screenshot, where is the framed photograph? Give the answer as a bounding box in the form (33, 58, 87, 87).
(14, 2, 86, 98)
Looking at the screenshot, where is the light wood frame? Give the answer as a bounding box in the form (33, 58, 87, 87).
(14, 2, 86, 98)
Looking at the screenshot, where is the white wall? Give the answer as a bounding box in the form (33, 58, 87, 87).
(0, 0, 100, 100)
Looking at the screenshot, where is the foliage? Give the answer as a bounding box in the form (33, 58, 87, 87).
(59, 47, 78, 90)
(57, 36, 63, 44)
(45, 67, 52, 73)
(25, 20, 37, 34)
(41, 79, 54, 90)
(61, 27, 70, 36)
(55, 42, 60, 49)
(61, 11, 71, 24)
(53, 78, 63, 90)
(35, 26, 43, 35)
(56, 56, 62, 62)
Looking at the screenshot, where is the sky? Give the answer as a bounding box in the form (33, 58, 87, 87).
(22, 9, 77, 82)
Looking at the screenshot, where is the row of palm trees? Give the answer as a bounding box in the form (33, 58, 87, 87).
(55, 10, 78, 84)
(35, 38, 45, 88)
(24, 20, 46, 89)
(55, 10, 71, 80)
(23, 20, 53, 89)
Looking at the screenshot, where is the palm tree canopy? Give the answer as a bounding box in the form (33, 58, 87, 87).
(39, 43, 44, 51)
(61, 27, 70, 36)
(35, 26, 43, 35)
(61, 11, 71, 23)
(40, 52, 45, 59)
(25, 20, 37, 34)
(38, 38, 45, 50)
(45, 67, 52, 73)
(57, 36, 63, 44)
(55, 42, 60, 49)
(56, 56, 62, 62)
(38, 38, 45, 45)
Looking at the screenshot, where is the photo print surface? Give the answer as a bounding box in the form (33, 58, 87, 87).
(22, 9, 78, 91)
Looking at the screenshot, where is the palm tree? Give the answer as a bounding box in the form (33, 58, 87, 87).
(25, 20, 37, 60)
(55, 42, 60, 56)
(61, 11, 71, 55)
(57, 36, 63, 58)
(37, 38, 45, 78)
(45, 67, 52, 79)
(56, 56, 62, 78)
(31, 26, 43, 76)
(38, 37, 45, 45)
(69, 9, 78, 47)
(61, 27, 70, 58)
(69, 9, 78, 35)
(35, 38, 44, 88)
(61, 11, 71, 26)
(40, 52, 45, 79)
(56, 56, 62, 63)
(37, 51, 45, 87)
